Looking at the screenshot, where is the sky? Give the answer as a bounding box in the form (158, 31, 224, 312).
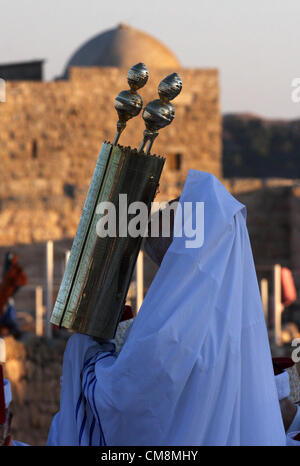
(1, 0, 300, 119)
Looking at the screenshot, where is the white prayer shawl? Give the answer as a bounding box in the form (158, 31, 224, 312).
(47, 169, 286, 446)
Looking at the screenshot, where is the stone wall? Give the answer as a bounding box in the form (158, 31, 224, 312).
(224, 178, 300, 293)
(0, 60, 43, 81)
(0, 66, 221, 247)
(0, 239, 158, 317)
(3, 335, 67, 445)
(224, 179, 293, 267)
(290, 186, 300, 290)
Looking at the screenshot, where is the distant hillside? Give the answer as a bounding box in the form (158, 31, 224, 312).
(223, 113, 300, 178)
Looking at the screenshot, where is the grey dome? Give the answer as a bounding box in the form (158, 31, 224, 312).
(63, 23, 180, 76)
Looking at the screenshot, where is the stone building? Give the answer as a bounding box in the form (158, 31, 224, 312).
(1, 22, 300, 312)
(0, 23, 221, 310)
(0, 60, 44, 81)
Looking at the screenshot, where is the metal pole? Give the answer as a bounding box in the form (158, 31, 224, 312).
(136, 250, 144, 313)
(35, 286, 44, 336)
(273, 264, 282, 346)
(0, 338, 6, 364)
(45, 240, 53, 338)
(260, 278, 269, 325)
(65, 250, 70, 271)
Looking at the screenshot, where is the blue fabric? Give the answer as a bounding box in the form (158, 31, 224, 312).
(47, 338, 115, 446)
(0, 303, 19, 328)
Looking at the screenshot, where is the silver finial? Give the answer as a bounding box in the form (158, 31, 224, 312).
(158, 73, 182, 102)
(113, 63, 149, 145)
(127, 62, 149, 90)
(138, 73, 182, 155)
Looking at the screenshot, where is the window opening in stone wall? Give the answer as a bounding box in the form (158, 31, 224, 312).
(167, 153, 182, 171)
(32, 139, 38, 159)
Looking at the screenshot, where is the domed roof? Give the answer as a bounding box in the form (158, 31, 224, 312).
(63, 23, 180, 76)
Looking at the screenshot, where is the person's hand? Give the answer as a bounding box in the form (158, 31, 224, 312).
(144, 198, 179, 266)
(0, 325, 9, 337)
(280, 397, 298, 431)
(120, 305, 133, 322)
(3, 434, 12, 445)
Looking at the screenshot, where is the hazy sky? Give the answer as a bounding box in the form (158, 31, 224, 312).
(1, 0, 300, 118)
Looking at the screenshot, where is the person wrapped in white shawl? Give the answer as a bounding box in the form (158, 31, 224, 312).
(47, 170, 288, 446)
